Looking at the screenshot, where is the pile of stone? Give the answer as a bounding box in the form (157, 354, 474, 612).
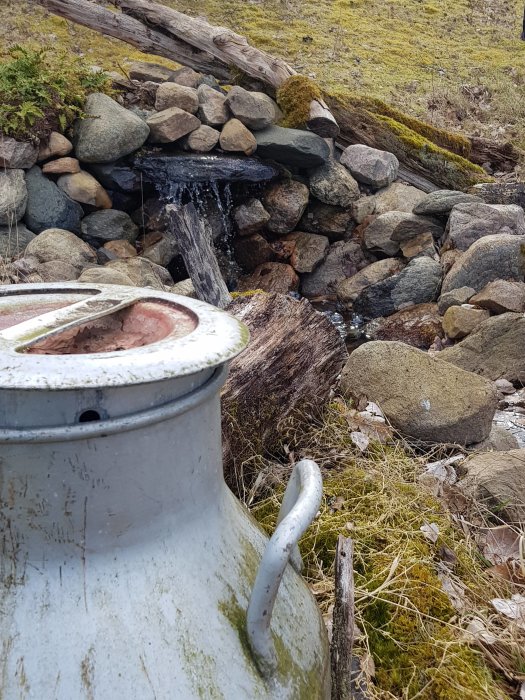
(2, 60, 525, 465)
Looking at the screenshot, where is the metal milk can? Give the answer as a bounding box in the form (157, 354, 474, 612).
(0, 283, 330, 699)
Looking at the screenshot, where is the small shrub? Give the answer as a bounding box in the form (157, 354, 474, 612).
(0, 45, 111, 142)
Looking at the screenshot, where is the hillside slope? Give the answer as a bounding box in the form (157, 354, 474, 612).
(4, 0, 525, 147)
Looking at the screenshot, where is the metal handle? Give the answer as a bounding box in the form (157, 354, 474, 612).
(246, 459, 323, 678)
(0, 288, 145, 350)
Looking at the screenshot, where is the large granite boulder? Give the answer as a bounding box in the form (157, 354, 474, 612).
(308, 159, 360, 207)
(340, 340, 497, 444)
(363, 211, 443, 256)
(25, 228, 96, 270)
(441, 234, 525, 294)
(75, 93, 150, 163)
(154, 83, 199, 113)
(340, 144, 399, 189)
(224, 86, 279, 130)
(372, 182, 426, 215)
(254, 126, 329, 167)
(353, 257, 442, 318)
(460, 449, 525, 523)
(24, 166, 83, 234)
(413, 190, 482, 216)
(262, 181, 309, 234)
(440, 313, 525, 383)
(446, 202, 525, 251)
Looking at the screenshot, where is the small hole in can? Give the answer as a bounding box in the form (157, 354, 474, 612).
(78, 409, 102, 423)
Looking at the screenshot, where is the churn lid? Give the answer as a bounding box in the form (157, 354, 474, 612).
(0, 283, 249, 390)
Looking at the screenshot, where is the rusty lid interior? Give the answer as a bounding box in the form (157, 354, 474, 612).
(0, 283, 249, 389)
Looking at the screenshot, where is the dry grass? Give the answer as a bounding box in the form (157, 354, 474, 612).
(5, 0, 525, 147)
(249, 402, 525, 699)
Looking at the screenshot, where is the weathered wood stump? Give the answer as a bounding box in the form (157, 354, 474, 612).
(222, 292, 348, 490)
(331, 535, 355, 700)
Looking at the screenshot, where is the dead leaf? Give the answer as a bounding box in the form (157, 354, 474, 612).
(466, 617, 497, 645)
(330, 495, 345, 512)
(419, 455, 463, 496)
(479, 525, 522, 566)
(420, 522, 440, 543)
(360, 652, 376, 679)
(437, 564, 466, 612)
(350, 431, 370, 452)
(486, 561, 525, 585)
(491, 594, 525, 630)
(438, 545, 458, 567)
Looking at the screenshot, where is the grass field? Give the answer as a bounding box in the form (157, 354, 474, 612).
(5, 0, 525, 147)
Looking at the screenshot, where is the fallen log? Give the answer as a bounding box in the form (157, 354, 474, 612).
(467, 182, 525, 207)
(166, 203, 232, 309)
(331, 536, 355, 700)
(222, 292, 348, 493)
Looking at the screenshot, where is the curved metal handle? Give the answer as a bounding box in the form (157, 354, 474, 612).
(246, 460, 323, 678)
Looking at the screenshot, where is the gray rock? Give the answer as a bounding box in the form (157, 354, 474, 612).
(460, 448, 525, 522)
(127, 61, 178, 83)
(105, 257, 173, 289)
(147, 107, 200, 144)
(25, 228, 96, 269)
(37, 260, 80, 282)
(89, 163, 142, 193)
(365, 303, 443, 350)
(81, 210, 139, 247)
(262, 180, 309, 235)
(440, 313, 525, 383)
(446, 202, 525, 251)
(224, 87, 279, 130)
(155, 83, 199, 114)
(234, 234, 274, 272)
(337, 258, 405, 306)
(74, 93, 150, 163)
(363, 211, 442, 256)
(372, 182, 426, 215)
(182, 125, 220, 153)
(308, 158, 360, 207)
(442, 305, 490, 339)
(352, 196, 376, 224)
(283, 232, 330, 273)
(470, 279, 525, 314)
(299, 201, 353, 241)
(254, 126, 330, 168)
(437, 286, 476, 314)
(354, 257, 442, 318)
(340, 340, 497, 444)
(233, 198, 271, 236)
(441, 234, 525, 294)
(0, 224, 36, 259)
(141, 234, 179, 267)
(301, 240, 368, 296)
(413, 190, 483, 216)
(24, 166, 83, 234)
(169, 67, 202, 89)
(0, 137, 38, 169)
(468, 425, 519, 453)
(78, 266, 135, 286)
(340, 144, 399, 189)
(219, 119, 257, 155)
(0, 169, 27, 225)
(197, 84, 230, 127)
(171, 278, 196, 297)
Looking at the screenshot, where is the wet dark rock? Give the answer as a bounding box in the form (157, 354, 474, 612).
(24, 166, 83, 234)
(254, 125, 330, 168)
(135, 153, 279, 183)
(365, 303, 443, 350)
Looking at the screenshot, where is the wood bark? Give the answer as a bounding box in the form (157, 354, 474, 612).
(222, 293, 348, 492)
(331, 535, 355, 700)
(166, 203, 232, 309)
(35, 0, 339, 137)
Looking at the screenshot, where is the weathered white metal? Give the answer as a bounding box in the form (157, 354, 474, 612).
(0, 283, 330, 699)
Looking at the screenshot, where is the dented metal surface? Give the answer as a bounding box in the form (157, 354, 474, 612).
(0, 284, 330, 699)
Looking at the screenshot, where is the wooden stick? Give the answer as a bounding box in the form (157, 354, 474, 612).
(331, 535, 354, 700)
(166, 203, 232, 309)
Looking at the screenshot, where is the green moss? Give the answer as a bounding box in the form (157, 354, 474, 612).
(277, 75, 322, 129)
(350, 95, 472, 157)
(251, 402, 515, 699)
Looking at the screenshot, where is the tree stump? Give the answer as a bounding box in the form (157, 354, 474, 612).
(331, 535, 355, 700)
(222, 292, 348, 492)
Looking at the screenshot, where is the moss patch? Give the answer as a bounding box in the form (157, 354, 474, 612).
(276, 75, 322, 128)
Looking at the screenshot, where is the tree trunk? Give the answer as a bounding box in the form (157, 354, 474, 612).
(331, 536, 355, 700)
(222, 293, 348, 494)
(166, 203, 232, 309)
